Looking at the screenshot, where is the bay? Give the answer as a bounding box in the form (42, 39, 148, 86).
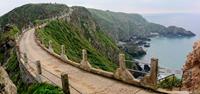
(139, 13, 200, 70)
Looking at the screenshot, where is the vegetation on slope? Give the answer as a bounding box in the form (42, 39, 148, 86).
(4, 45, 64, 94)
(158, 76, 181, 89)
(27, 83, 63, 94)
(0, 25, 20, 64)
(36, 20, 119, 72)
(89, 9, 195, 41)
(0, 3, 69, 30)
(0, 25, 64, 94)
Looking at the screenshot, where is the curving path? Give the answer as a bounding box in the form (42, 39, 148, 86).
(19, 28, 156, 94)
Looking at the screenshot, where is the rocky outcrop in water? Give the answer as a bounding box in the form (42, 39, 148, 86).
(182, 40, 200, 93)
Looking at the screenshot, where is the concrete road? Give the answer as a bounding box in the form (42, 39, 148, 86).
(19, 28, 155, 94)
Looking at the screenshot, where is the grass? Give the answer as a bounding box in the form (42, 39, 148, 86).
(0, 3, 69, 30)
(5, 48, 29, 93)
(36, 20, 118, 72)
(158, 76, 182, 89)
(1, 26, 63, 94)
(26, 83, 64, 94)
(5, 46, 64, 94)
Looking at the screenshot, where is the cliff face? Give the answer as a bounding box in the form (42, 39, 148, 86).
(89, 9, 195, 41)
(183, 40, 200, 92)
(0, 67, 17, 94)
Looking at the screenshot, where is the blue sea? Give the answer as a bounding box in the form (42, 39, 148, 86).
(140, 13, 200, 70)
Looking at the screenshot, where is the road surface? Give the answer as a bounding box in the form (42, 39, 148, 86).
(19, 28, 155, 94)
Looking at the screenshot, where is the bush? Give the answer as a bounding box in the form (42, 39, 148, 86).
(27, 83, 64, 94)
(158, 76, 182, 89)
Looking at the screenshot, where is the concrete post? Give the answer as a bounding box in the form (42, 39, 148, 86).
(48, 40, 54, 52)
(36, 60, 42, 82)
(80, 49, 91, 71)
(141, 58, 158, 88)
(82, 49, 87, 61)
(119, 54, 126, 70)
(41, 38, 43, 44)
(61, 73, 70, 94)
(61, 45, 65, 55)
(24, 53, 28, 63)
(149, 58, 158, 86)
(114, 54, 134, 82)
(36, 61, 42, 74)
(61, 45, 68, 60)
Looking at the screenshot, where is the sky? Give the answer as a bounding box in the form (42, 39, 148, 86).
(0, 0, 200, 16)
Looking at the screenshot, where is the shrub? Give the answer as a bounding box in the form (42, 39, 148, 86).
(27, 83, 64, 94)
(158, 75, 182, 89)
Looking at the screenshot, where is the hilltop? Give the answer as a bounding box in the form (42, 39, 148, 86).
(0, 3, 69, 30)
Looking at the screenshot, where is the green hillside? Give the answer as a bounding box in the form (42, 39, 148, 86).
(0, 4, 69, 94)
(89, 9, 195, 41)
(36, 20, 119, 72)
(0, 3, 69, 30)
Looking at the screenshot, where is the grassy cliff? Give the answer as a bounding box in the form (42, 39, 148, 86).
(0, 3, 69, 30)
(89, 9, 195, 41)
(36, 20, 119, 72)
(5, 53, 63, 94)
(0, 26, 63, 94)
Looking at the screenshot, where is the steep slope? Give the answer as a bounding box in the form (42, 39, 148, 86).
(182, 40, 200, 93)
(89, 9, 195, 41)
(36, 20, 119, 72)
(0, 3, 69, 31)
(0, 4, 69, 94)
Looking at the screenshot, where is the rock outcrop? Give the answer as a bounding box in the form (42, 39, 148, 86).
(182, 40, 200, 93)
(0, 67, 17, 94)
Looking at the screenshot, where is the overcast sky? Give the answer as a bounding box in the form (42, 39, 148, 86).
(0, 0, 200, 16)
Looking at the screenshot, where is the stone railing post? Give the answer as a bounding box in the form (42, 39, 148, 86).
(24, 53, 28, 63)
(119, 54, 126, 70)
(40, 38, 44, 45)
(61, 73, 70, 94)
(48, 40, 54, 53)
(149, 58, 158, 85)
(141, 58, 158, 88)
(80, 49, 91, 71)
(36, 61, 42, 74)
(61, 45, 68, 60)
(114, 54, 134, 82)
(36, 60, 42, 82)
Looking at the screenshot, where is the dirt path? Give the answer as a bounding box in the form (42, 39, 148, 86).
(19, 28, 155, 94)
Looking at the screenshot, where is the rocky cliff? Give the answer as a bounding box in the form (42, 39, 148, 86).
(0, 67, 17, 94)
(182, 40, 200, 93)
